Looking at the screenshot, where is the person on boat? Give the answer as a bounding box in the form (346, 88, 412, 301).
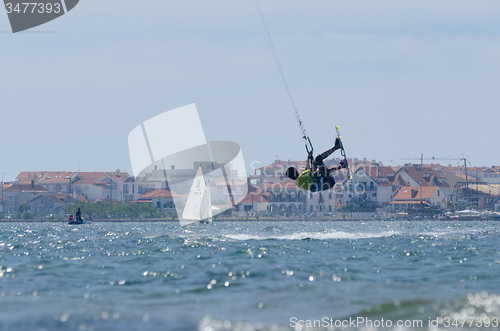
(285, 138, 346, 192)
(76, 208, 82, 222)
(68, 214, 73, 222)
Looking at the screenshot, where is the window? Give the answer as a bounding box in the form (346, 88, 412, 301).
(310, 193, 313, 199)
(370, 182, 374, 190)
(329, 205, 332, 212)
(8, 195, 13, 201)
(329, 192, 332, 199)
(438, 190, 440, 196)
(123, 185, 129, 194)
(310, 206, 313, 212)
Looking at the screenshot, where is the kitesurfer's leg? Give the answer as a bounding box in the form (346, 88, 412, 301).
(315, 138, 342, 165)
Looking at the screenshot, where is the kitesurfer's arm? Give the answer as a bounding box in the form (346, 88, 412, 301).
(327, 160, 346, 173)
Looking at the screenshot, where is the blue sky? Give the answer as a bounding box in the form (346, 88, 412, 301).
(1, 0, 500, 181)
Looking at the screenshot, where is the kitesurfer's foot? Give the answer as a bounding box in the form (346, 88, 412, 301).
(334, 137, 341, 150)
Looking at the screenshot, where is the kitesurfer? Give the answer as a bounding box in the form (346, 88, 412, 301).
(285, 138, 346, 192)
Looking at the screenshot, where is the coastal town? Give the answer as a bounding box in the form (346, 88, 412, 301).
(1, 156, 500, 220)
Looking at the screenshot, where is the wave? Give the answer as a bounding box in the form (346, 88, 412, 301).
(225, 230, 398, 241)
(418, 228, 483, 238)
(198, 292, 500, 331)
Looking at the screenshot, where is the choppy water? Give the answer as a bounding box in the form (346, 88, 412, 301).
(0, 221, 499, 330)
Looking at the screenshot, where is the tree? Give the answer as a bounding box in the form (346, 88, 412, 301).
(19, 203, 30, 214)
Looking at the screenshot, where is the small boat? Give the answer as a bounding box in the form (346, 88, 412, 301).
(454, 210, 482, 220)
(68, 216, 89, 225)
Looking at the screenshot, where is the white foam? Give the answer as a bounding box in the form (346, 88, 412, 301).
(419, 228, 482, 238)
(225, 230, 398, 241)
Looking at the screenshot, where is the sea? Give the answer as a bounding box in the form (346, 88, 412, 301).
(0, 220, 499, 331)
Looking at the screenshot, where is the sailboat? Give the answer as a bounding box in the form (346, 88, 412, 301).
(181, 165, 212, 225)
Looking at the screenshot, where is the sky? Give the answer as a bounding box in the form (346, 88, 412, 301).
(1, 0, 500, 182)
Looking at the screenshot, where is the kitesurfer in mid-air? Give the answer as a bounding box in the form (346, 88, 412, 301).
(285, 138, 346, 192)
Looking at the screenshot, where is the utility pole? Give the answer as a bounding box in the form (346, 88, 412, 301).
(461, 158, 468, 188)
(419, 153, 423, 204)
(1, 173, 5, 214)
(110, 174, 113, 203)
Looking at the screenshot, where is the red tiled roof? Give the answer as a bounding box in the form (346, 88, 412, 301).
(378, 166, 396, 178)
(239, 192, 270, 204)
(76, 172, 129, 182)
(138, 189, 180, 199)
(38, 172, 78, 183)
(4, 182, 50, 193)
(389, 200, 433, 206)
(392, 186, 438, 200)
(15, 172, 46, 183)
(453, 173, 477, 180)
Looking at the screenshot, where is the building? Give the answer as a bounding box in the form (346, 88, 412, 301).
(36, 172, 79, 195)
(396, 164, 450, 198)
(389, 186, 447, 210)
(476, 167, 500, 185)
(234, 191, 270, 217)
(249, 160, 307, 187)
(307, 189, 338, 214)
(72, 178, 108, 202)
(261, 180, 307, 216)
(14, 170, 135, 203)
(2, 182, 50, 214)
(134, 189, 180, 215)
(454, 184, 500, 210)
(343, 166, 380, 206)
(29, 194, 78, 218)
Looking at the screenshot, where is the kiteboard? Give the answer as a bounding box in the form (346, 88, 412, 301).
(335, 126, 353, 180)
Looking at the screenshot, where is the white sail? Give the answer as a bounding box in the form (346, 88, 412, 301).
(181, 165, 212, 225)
